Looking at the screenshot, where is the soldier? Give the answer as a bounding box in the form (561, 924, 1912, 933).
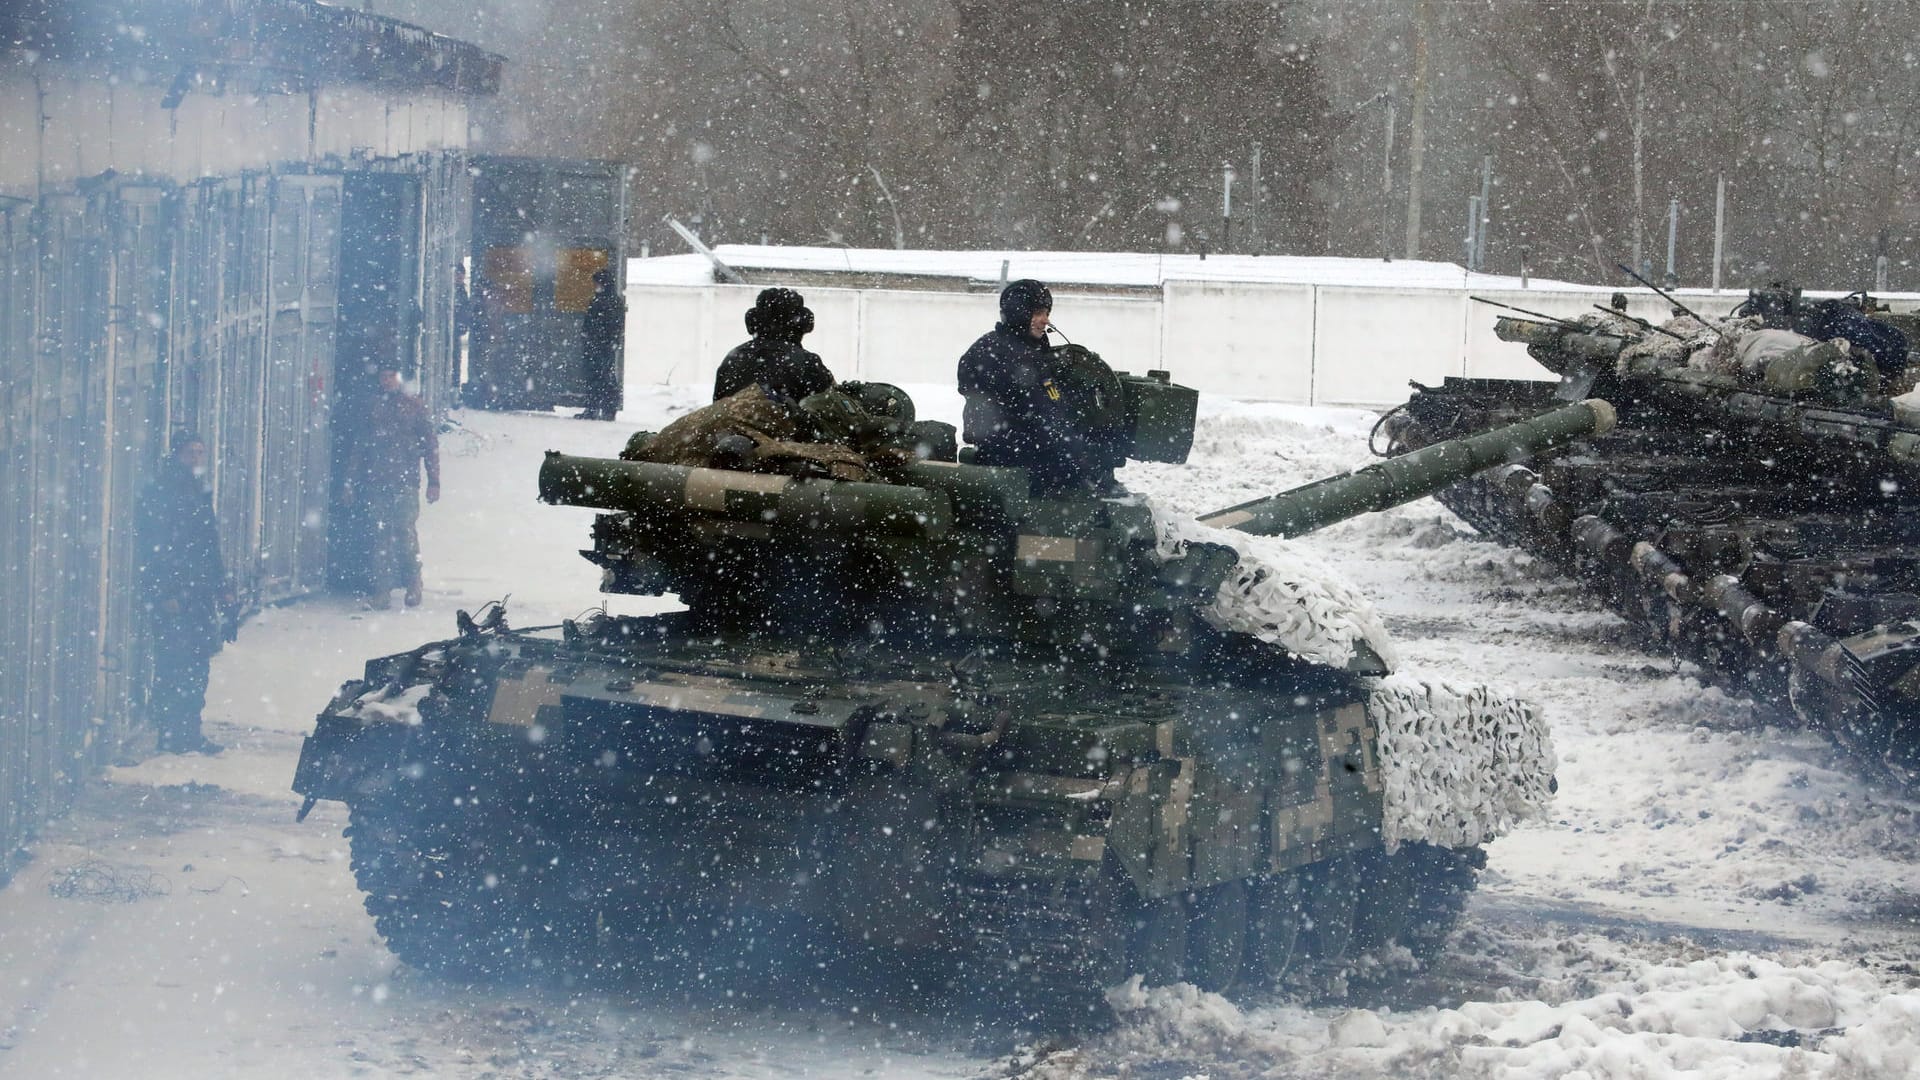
(957, 279, 1122, 493)
(713, 287, 835, 402)
(136, 432, 232, 755)
(579, 266, 626, 420)
(343, 366, 441, 609)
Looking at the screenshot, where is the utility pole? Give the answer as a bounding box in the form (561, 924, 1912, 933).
(1404, 0, 1432, 259)
(1380, 97, 1396, 261)
(1249, 144, 1263, 254)
(1473, 155, 1492, 271)
(1664, 197, 1678, 288)
(1711, 173, 1726, 292)
(1221, 161, 1236, 253)
(1464, 195, 1480, 270)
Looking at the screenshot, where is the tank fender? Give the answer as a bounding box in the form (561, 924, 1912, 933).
(290, 710, 420, 805)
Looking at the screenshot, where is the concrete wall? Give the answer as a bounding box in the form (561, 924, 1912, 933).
(623, 278, 1786, 407)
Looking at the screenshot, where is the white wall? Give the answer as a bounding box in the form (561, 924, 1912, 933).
(624, 275, 1912, 408)
(625, 278, 1592, 407)
(1160, 282, 1315, 401)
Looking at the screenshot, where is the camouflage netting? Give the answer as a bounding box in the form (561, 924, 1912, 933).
(1148, 502, 1555, 848)
(1148, 504, 1401, 673)
(1365, 672, 1557, 849)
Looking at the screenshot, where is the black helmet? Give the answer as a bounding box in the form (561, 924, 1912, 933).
(745, 287, 814, 340)
(999, 279, 1052, 328)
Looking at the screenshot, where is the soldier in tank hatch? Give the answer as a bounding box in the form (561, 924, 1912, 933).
(957, 278, 1124, 494)
(136, 431, 233, 755)
(713, 287, 836, 403)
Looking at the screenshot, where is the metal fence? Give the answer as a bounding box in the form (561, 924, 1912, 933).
(0, 154, 467, 872)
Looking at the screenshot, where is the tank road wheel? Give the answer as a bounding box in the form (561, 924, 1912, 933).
(956, 871, 1131, 1022)
(1295, 853, 1359, 963)
(1185, 880, 1250, 994)
(1347, 842, 1483, 965)
(1350, 846, 1417, 955)
(1128, 893, 1189, 987)
(1386, 843, 1482, 962)
(1245, 872, 1303, 986)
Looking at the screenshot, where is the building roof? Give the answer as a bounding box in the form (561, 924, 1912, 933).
(3, 0, 502, 95)
(625, 243, 1586, 293)
(628, 244, 1920, 302)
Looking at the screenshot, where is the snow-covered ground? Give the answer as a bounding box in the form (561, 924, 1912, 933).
(2, 382, 1918, 1079)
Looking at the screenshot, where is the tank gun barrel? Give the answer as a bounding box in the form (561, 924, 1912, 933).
(1198, 399, 1616, 537)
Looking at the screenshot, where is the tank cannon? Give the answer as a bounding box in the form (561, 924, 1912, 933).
(1389, 289, 1920, 782)
(294, 381, 1606, 1014)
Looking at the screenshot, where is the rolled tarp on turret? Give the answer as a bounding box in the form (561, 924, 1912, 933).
(538, 451, 952, 539)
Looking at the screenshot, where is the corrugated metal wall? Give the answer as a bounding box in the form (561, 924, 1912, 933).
(1, 200, 37, 859)
(0, 154, 466, 869)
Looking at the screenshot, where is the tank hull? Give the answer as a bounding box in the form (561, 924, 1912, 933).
(295, 612, 1476, 1010)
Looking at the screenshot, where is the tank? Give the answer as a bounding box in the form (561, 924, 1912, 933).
(1384, 288, 1920, 783)
(292, 376, 1610, 1015)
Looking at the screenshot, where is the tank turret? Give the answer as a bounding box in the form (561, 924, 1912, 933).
(294, 377, 1598, 1017)
(537, 398, 1614, 656)
(1390, 290, 1920, 782)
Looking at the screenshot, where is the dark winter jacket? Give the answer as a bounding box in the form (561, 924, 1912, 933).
(583, 285, 626, 368)
(957, 323, 1110, 490)
(713, 338, 835, 403)
(136, 459, 227, 615)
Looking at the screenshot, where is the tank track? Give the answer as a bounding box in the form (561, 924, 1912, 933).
(346, 799, 593, 978)
(953, 873, 1128, 1017)
(1390, 383, 1920, 782)
(346, 793, 1483, 1009)
(953, 843, 1483, 1016)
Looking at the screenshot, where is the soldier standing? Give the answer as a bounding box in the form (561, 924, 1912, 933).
(136, 432, 231, 755)
(579, 267, 626, 420)
(343, 367, 441, 609)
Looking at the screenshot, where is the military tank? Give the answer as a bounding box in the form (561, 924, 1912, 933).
(1384, 285, 1920, 782)
(293, 371, 1609, 1015)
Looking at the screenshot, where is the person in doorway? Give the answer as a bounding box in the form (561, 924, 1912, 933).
(956, 278, 1122, 493)
(713, 287, 835, 402)
(136, 431, 232, 755)
(579, 267, 626, 420)
(342, 367, 441, 609)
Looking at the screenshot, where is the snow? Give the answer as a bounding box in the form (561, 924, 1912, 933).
(2, 369, 1918, 1078)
